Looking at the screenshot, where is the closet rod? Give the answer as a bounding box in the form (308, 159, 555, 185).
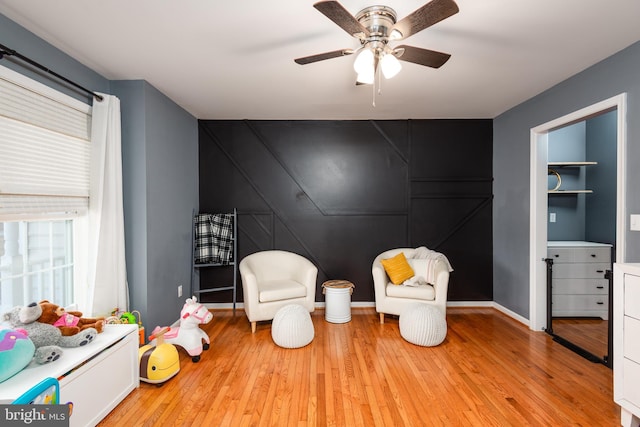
(0, 42, 104, 102)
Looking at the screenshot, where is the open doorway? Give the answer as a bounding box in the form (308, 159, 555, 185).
(528, 94, 627, 365)
(545, 111, 616, 364)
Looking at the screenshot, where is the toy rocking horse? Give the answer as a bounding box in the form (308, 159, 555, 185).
(151, 296, 213, 362)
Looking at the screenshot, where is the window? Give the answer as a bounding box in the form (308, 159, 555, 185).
(0, 220, 79, 313)
(0, 64, 91, 313)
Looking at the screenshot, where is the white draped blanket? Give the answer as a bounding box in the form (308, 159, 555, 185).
(408, 246, 454, 285)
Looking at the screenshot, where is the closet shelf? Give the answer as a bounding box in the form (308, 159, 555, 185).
(548, 189, 593, 195)
(548, 161, 597, 194)
(548, 161, 597, 167)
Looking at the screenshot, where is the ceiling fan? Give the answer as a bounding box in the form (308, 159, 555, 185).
(294, 0, 459, 85)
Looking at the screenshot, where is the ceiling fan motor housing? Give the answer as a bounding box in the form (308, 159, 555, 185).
(355, 5, 397, 46)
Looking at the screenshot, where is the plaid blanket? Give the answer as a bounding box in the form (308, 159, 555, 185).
(194, 213, 234, 265)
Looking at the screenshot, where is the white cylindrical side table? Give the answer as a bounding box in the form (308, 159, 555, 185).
(322, 280, 355, 323)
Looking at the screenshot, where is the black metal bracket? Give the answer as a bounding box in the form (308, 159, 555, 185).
(605, 268, 613, 369)
(0, 42, 103, 101)
(544, 257, 554, 335)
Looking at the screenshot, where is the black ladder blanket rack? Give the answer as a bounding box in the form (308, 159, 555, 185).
(191, 209, 237, 311)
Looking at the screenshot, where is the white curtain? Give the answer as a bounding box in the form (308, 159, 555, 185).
(86, 93, 128, 316)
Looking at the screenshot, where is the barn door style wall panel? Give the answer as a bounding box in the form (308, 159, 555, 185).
(198, 119, 493, 303)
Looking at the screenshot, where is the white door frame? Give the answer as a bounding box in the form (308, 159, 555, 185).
(529, 93, 627, 331)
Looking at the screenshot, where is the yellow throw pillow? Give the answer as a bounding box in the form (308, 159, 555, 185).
(380, 252, 415, 285)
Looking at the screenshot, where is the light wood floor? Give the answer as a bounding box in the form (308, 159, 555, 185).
(552, 317, 609, 359)
(98, 307, 619, 426)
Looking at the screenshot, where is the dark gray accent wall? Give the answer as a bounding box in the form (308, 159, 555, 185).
(198, 119, 493, 304)
(494, 40, 640, 319)
(112, 80, 199, 331)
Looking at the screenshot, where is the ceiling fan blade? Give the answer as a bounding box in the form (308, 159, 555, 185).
(294, 49, 354, 65)
(395, 45, 451, 68)
(391, 0, 459, 40)
(313, 1, 370, 38)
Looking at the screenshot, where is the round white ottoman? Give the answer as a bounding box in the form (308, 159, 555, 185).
(399, 303, 447, 347)
(271, 304, 315, 348)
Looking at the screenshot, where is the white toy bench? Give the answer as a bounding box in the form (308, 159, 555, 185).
(0, 324, 139, 427)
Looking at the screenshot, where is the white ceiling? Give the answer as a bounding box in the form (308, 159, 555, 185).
(1, 0, 640, 120)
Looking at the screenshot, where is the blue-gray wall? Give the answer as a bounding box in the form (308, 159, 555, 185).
(546, 111, 617, 243)
(585, 111, 617, 245)
(548, 122, 587, 240)
(112, 80, 199, 331)
(1, 13, 199, 330)
(110, 81, 149, 327)
(494, 41, 640, 318)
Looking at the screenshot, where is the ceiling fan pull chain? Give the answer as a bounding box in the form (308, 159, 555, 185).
(372, 77, 376, 107)
(372, 64, 383, 107)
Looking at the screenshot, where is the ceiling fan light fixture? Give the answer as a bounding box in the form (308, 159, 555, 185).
(297, 0, 460, 104)
(380, 52, 402, 79)
(353, 48, 374, 75)
(389, 29, 403, 40)
(356, 69, 375, 85)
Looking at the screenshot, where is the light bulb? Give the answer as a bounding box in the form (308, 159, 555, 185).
(380, 53, 401, 79)
(389, 29, 403, 40)
(356, 69, 375, 85)
(353, 48, 374, 75)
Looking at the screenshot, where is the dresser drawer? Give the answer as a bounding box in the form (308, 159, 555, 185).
(624, 316, 640, 363)
(625, 273, 640, 320)
(623, 358, 640, 409)
(553, 293, 607, 310)
(552, 263, 610, 279)
(547, 246, 611, 264)
(552, 278, 608, 295)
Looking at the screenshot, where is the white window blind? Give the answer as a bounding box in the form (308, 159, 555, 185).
(0, 65, 92, 221)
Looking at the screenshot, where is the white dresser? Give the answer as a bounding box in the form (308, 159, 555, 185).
(547, 241, 612, 319)
(614, 263, 640, 427)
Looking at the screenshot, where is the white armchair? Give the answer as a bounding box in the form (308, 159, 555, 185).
(372, 248, 450, 324)
(239, 250, 318, 333)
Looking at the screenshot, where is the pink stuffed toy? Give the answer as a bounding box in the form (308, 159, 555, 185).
(37, 300, 105, 336)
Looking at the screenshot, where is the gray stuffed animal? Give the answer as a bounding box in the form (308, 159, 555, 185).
(3, 302, 98, 364)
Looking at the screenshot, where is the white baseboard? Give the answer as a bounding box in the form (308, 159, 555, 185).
(490, 302, 530, 327)
(203, 302, 245, 310)
(313, 302, 376, 308)
(446, 300, 494, 308)
(203, 300, 531, 327)
(446, 300, 530, 327)
(202, 301, 376, 310)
